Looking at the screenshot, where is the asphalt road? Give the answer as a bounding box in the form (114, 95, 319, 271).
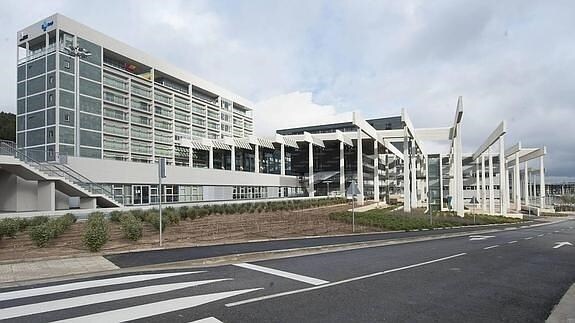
(105, 220, 535, 268)
(0, 218, 573, 322)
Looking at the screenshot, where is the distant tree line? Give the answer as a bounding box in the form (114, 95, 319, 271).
(0, 112, 16, 142)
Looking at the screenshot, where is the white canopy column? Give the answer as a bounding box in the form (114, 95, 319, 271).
(515, 153, 521, 211)
(540, 156, 545, 208)
(309, 141, 314, 197)
(524, 162, 529, 206)
(488, 148, 495, 215)
(356, 127, 364, 204)
(340, 141, 345, 194)
(481, 154, 486, 211)
(403, 127, 411, 212)
(499, 135, 507, 215)
(280, 143, 285, 175)
(374, 140, 379, 202)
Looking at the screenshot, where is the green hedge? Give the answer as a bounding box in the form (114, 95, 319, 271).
(329, 208, 522, 231)
(83, 212, 109, 252)
(28, 213, 76, 247)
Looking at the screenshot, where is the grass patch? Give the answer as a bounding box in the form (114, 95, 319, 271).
(329, 208, 522, 231)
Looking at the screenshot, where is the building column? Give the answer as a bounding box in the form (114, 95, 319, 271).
(540, 156, 545, 208)
(410, 141, 417, 209)
(254, 144, 259, 173)
(373, 140, 379, 202)
(357, 128, 364, 205)
(403, 127, 411, 212)
(481, 154, 486, 211)
(488, 148, 495, 215)
(523, 162, 529, 206)
(515, 154, 521, 211)
(231, 146, 236, 171)
(475, 159, 480, 208)
(455, 124, 464, 217)
(37, 181, 56, 211)
(499, 136, 507, 215)
(339, 141, 345, 194)
(280, 143, 285, 176)
(308, 142, 314, 197)
(208, 147, 214, 169)
(190, 148, 194, 168)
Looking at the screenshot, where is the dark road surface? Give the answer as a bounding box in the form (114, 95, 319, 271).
(0, 218, 573, 322)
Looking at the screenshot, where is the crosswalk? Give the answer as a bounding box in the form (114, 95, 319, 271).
(0, 271, 260, 322)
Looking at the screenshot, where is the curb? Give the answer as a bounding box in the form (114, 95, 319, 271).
(547, 283, 575, 323)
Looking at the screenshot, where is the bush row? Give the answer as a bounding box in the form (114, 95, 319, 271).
(0, 216, 50, 240)
(106, 197, 347, 234)
(28, 214, 76, 247)
(329, 208, 522, 231)
(82, 212, 109, 252)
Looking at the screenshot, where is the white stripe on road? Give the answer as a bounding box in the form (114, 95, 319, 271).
(226, 253, 466, 307)
(0, 279, 228, 320)
(54, 288, 262, 323)
(538, 234, 545, 237)
(483, 245, 499, 250)
(524, 237, 533, 240)
(190, 317, 224, 323)
(0, 272, 202, 301)
(234, 263, 329, 286)
(508, 241, 518, 244)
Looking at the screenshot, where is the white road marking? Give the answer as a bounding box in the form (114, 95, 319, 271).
(0, 279, 229, 320)
(469, 235, 495, 241)
(54, 288, 262, 323)
(554, 230, 560, 233)
(226, 253, 466, 307)
(508, 241, 518, 244)
(483, 245, 499, 250)
(524, 237, 534, 240)
(538, 234, 545, 237)
(553, 242, 573, 249)
(190, 317, 224, 323)
(0, 272, 202, 302)
(234, 263, 329, 286)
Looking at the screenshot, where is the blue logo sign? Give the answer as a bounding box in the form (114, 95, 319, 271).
(41, 20, 54, 32)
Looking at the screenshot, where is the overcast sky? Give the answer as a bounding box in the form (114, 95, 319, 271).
(0, 0, 573, 182)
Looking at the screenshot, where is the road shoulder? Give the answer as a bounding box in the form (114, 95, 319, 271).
(547, 283, 575, 323)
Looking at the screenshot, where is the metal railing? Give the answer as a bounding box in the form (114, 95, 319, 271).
(0, 140, 116, 201)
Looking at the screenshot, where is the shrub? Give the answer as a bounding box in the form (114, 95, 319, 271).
(29, 224, 52, 247)
(120, 214, 143, 241)
(28, 213, 76, 247)
(109, 211, 124, 223)
(83, 212, 109, 252)
(178, 206, 189, 220)
(28, 216, 49, 227)
(131, 209, 146, 222)
(145, 210, 168, 232)
(0, 218, 19, 239)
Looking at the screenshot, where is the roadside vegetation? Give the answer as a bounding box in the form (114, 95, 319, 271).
(28, 214, 76, 247)
(329, 208, 523, 231)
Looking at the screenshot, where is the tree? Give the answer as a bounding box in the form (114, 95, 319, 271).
(0, 112, 16, 142)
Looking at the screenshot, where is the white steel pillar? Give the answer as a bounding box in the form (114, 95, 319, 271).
(475, 159, 480, 208)
(339, 141, 345, 194)
(481, 154, 486, 211)
(454, 123, 464, 217)
(403, 128, 411, 212)
(499, 136, 507, 215)
(540, 156, 545, 208)
(373, 140, 380, 202)
(523, 162, 529, 206)
(208, 147, 214, 169)
(308, 142, 314, 197)
(254, 144, 260, 173)
(231, 146, 236, 171)
(488, 148, 495, 215)
(514, 154, 521, 211)
(410, 141, 417, 209)
(280, 143, 285, 176)
(356, 128, 364, 205)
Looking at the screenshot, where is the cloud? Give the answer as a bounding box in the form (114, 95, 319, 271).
(254, 92, 353, 136)
(0, 0, 573, 179)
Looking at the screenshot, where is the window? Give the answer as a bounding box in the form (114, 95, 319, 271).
(48, 93, 54, 105)
(48, 130, 54, 138)
(48, 75, 54, 85)
(65, 61, 70, 69)
(64, 114, 70, 122)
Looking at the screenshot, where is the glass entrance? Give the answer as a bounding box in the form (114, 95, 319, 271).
(133, 185, 150, 205)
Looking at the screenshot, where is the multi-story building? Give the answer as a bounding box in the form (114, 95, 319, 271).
(1, 14, 550, 216)
(16, 13, 253, 166)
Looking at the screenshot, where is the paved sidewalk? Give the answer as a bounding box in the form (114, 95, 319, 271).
(0, 256, 118, 284)
(547, 283, 575, 323)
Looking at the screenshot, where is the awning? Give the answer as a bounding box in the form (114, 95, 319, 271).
(189, 140, 211, 151)
(257, 137, 275, 149)
(212, 140, 231, 150)
(282, 136, 299, 148)
(234, 139, 253, 150)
